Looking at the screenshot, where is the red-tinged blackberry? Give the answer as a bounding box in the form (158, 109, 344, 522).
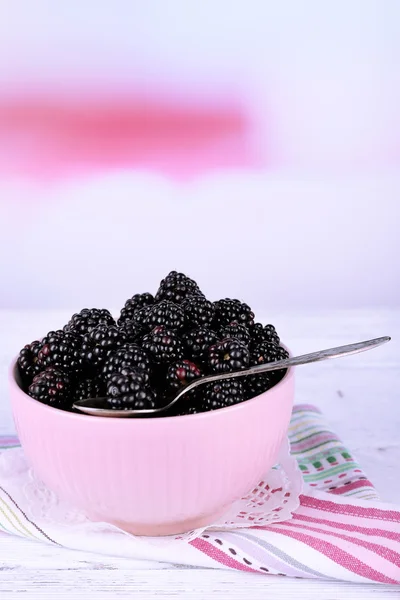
(166, 359, 202, 392)
(213, 298, 255, 330)
(73, 376, 106, 402)
(220, 321, 251, 346)
(29, 367, 71, 407)
(80, 325, 127, 369)
(18, 340, 42, 381)
(202, 379, 244, 411)
(250, 323, 280, 347)
(155, 271, 203, 304)
(134, 300, 185, 333)
(37, 330, 83, 376)
(102, 344, 152, 381)
(208, 339, 250, 374)
(64, 308, 115, 336)
(117, 293, 154, 325)
(106, 369, 156, 410)
(182, 296, 215, 329)
(142, 328, 185, 365)
(181, 327, 218, 364)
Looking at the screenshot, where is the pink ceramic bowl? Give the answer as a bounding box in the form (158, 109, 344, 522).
(9, 360, 294, 536)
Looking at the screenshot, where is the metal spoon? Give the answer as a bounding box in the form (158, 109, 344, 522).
(73, 336, 390, 418)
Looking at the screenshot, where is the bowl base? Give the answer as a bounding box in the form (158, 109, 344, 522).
(87, 509, 225, 537)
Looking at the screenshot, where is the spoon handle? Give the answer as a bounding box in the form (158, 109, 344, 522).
(174, 336, 391, 399)
(250, 335, 391, 373)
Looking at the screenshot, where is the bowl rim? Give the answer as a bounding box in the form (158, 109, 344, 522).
(9, 350, 294, 424)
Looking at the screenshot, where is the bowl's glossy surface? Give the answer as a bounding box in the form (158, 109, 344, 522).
(9, 360, 294, 536)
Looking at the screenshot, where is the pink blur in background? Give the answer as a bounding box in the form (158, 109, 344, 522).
(0, 1, 399, 310)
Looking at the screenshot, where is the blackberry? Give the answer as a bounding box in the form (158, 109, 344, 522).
(134, 300, 185, 333)
(80, 325, 127, 369)
(106, 369, 156, 410)
(179, 404, 203, 416)
(64, 308, 115, 336)
(264, 324, 280, 344)
(182, 296, 215, 329)
(102, 344, 152, 382)
(250, 322, 280, 347)
(142, 327, 185, 365)
(243, 371, 274, 399)
(249, 323, 265, 346)
(118, 320, 145, 344)
(155, 271, 203, 304)
(251, 342, 289, 366)
(208, 339, 250, 374)
(118, 293, 154, 325)
(213, 298, 255, 330)
(220, 321, 251, 346)
(166, 359, 202, 392)
(37, 330, 83, 376)
(18, 340, 42, 381)
(181, 327, 218, 364)
(245, 342, 288, 398)
(73, 376, 105, 402)
(202, 380, 244, 411)
(29, 367, 71, 407)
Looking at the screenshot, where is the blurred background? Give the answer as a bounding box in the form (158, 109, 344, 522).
(0, 0, 399, 312)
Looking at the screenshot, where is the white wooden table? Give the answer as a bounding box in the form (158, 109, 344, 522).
(0, 308, 399, 599)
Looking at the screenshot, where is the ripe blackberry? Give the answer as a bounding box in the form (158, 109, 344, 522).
(251, 342, 289, 366)
(166, 359, 202, 392)
(220, 321, 251, 346)
(64, 308, 115, 336)
(213, 298, 255, 330)
(264, 324, 280, 344)
(18, 340, 42, 381)
(134, 300, 185, 333)
(182, 296, 215, 329)
(142, 328, 185, 365)
(118, 320, 145, 344)
(181, 327, 218, 364)
(250, 322, 280, 347)
(73, 376, 105, 402)
(29, 367, 71, 407)
(202, 380, 244, 411)
(106, 369, 156, 410)
(245, 342, 288, 398)
(102, 344, 152, 381)
(179, 404, 203, 416)
(80, 325, 127, 369)
(243, 371, 274, 399)
(249, 323, 265, 346)
(155, 271, 203, 304)
(208, 339, 250, 374)
(118, 293, 154, 325)
(37, 330, 83, 375)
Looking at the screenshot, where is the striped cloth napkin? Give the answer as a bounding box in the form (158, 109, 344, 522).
(0, 404, 399, 584)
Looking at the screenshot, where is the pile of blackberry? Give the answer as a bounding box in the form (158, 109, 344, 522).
(17, 271, 288, 415)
